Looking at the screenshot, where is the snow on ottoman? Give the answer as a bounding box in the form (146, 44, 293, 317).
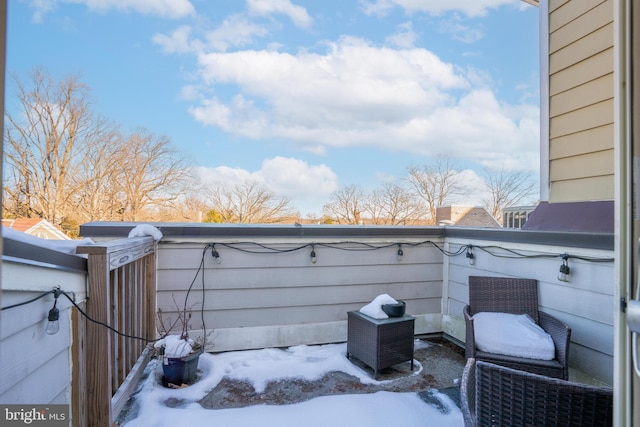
(473, 312, 555, 360)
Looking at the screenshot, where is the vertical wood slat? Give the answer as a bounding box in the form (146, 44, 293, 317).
(126, 260, 135, 374)
(126, 262, 134, 373)
(71, 301, 88, 427)
(84, 252, 113, 427)
(146, 243, 157, 340)
(76, 236, 156, 426)
(112, 270, 118, 392)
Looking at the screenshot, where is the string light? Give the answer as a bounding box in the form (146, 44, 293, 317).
(211, 244, 222, 264)
(465, 245, 475, 266)
(310, 244, 317, 264)
(45, 287, 61, 335)
(397, 244, 404, 261)
(558, 255, 570, 282)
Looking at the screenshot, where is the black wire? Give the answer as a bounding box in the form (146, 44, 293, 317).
(1, 289, 54, 311)
(167, 243, 211, 346)
(218, 241, 310, 253)
(214, 239, 469, 257)
(59, 291, 161, 343)
(3, 238, 613, 344)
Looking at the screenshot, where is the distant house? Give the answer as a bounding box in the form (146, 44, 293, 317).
(435, 206, 501, 228)
(502, 205, 537, 229)
(2, 218, 71, 240)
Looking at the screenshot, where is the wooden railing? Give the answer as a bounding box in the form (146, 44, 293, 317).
(75, 236, 157, 427)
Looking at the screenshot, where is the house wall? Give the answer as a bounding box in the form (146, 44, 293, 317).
(548, 0, 614, 202)
(0, 261, 87, 405)
(156, 236, 445, 352)
(442, 236, 614, 386)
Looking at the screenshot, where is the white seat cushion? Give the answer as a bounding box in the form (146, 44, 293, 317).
(473, 312, 555, 360)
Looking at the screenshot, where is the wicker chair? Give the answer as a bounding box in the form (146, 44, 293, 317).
(460, 358, 613, 427)
(463, 276, 571, 380)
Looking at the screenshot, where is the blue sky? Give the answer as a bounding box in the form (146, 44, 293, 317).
(8, 0, 540, 216)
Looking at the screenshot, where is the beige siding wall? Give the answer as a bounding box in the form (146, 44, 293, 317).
(156, 238, 445, 352)
(548, 0, 614, 202)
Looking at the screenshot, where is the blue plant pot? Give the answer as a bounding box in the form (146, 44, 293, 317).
(162, 348, 203, 386)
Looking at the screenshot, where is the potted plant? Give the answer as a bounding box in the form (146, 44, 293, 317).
(155, 302, 205, 387)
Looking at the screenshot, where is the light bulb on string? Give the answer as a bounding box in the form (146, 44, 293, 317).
(466, 245, 475, 265)
(45, 287, 61, 335)
(310, 244, 317, 264)
(558, 255, 570, 282)
(211, 244, 222, 264)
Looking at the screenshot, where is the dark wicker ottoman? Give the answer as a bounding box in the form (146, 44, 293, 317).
(346, 310, 415, 379)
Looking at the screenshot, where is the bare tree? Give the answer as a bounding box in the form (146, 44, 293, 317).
(204, 181, 297, 224)
(363, 182, 426, 225)
(156, 191, 209, 222)
(483, 168, 538, 220)
(322, 184, 366, 224)
(112, 129, 193, 221)
(406, 156, 468, 223)
(69, 128, 123, 222)
(3, 68, 195, 230)
(4, 68, 115, 226)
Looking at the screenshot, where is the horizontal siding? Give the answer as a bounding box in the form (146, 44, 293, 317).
(0, 290, 73, 403)
(157, 239, 444, 349)
(549, 0, 570, 16)
(550, 150, 613, 180)
(550, 98, 613, 138)
(547, 0, 614, 203)
(549, 0, 609, 31)
(549, 0, 612, 54)
(159, 263, 442, 291)
(550, 22, 612, 74)
(550, 72, 612, 117)
(550, 123, 613, 159)
(550, 49, 613, 96)
(549, 175, 614, 202)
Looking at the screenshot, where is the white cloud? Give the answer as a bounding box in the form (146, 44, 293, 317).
(30, 0, 196, 20)
(385, 22, 419, 48)
(247, 0, 313, 28)
(194, 157, 338, 215)
(153, 26, 202, 54)
(29, 0, 56, 23)
(259, 157, 339, 197)
(453, 169, 491, 205)
(205, 14, 270, 52)
(439, 16, 485, 43)
(360, 0, 518, 18)
(188, 36, 538, 171)
(153, 16, 269, 55)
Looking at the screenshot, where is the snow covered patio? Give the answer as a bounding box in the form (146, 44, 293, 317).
(117, 337, 466, 426)
(1, 222, 615, 426)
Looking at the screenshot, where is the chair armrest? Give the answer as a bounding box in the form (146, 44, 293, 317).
(538, 311, 571, 378)
(460, 358, 477, 427)
(463, 305, 476, 359)
(474, 360, 612, 426)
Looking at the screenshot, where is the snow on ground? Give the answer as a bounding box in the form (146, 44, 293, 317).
(123, 341, 463, 427)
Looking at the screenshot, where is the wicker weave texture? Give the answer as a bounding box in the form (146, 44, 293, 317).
(467, 276, 540, 322)
(461, 358, 613, 427)
(346, 311, 414, 378)
(464, 276, 571, 380)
